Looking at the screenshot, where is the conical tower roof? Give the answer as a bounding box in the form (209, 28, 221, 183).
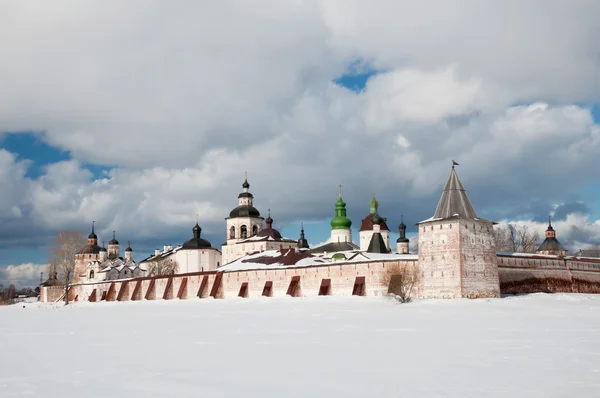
(433, 165, 477, 220)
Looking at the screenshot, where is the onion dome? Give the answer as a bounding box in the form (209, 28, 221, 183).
(242, 178, 250, 189)
(257, 211, 283, 240)
(183, 222, 212, 249)
(369, 194, 379, 215)
(546, 215, 555, 232)
(298, 223, 309, 249)
(397, 215, 409, 243)
(100, 241, 107, 252)
(229, 206, 261, 218)
(265, 209, 273, 226)
(372, 213, 382, 225)
(108, 231, 119, 245)
(88, 221, 97, 239)
(125, 241, 133, 252)
(330, 187, 352, 230)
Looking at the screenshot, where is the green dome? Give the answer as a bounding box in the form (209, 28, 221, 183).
(330, 193, 352, 230)
(332, 253, 346, 259)
(369, 194, 379, 214)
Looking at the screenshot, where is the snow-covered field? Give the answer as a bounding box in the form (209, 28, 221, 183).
(1, 294, 600, 397)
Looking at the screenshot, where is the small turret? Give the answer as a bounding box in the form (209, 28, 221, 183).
(396, 215, 409, 254)
(536, 215, 567, 256)
(125, 241, 133, 262)
(108, 231, 120, 259)
(99, 241, 108, 262)
(87, 221, 98, 245)
(329, 185, 353, 244)
(298, 222, 309, 249)
(367, 213, 388, 253)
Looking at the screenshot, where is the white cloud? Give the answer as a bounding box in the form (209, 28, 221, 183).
(0, 263, 47, 287)
(496, 213, 600, 252)
(0, 2, 598, 252)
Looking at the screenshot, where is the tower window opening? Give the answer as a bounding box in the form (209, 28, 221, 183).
(229, 226, 235, 239)
(241, 225, 248, 239)
(252, 225, 258, 236)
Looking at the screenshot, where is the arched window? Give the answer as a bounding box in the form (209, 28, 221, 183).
(229, 226, 235, 239)
(89, 270, 94, 279)
(252, 225, 258, 236)
(241, 225, 248, 239)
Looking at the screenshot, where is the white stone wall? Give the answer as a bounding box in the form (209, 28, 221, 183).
(418, 219, 463, 298)
(225, 217, 263, 245)
(397, 241, 409, 254)
(330, 229, 352, 244)
(417, 218, 499, 299)
(175, 249, 222, 273)
(459, 220, 500, 298)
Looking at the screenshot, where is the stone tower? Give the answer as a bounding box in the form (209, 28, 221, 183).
(417, 163, 499, 299)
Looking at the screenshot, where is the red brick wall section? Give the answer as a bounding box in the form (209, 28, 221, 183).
(163, 277, 174, 300)
(177, 277, 188, 299)
(117, 282, 130, 302)
(198, 275, 210, 298)
(145, 280, 156, 300)
(210, 274, 223, 298)
(131, 281, 143, 301)
(106, 283, 117, 302)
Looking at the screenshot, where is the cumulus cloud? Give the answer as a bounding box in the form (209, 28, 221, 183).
(0, 263, 47, 288)
(0, 1, 599, 254)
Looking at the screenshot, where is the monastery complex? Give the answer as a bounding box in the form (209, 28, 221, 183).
(40, 164, 600, 303)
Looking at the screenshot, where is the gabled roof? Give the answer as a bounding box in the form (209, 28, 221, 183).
(433, 166, 477, 220)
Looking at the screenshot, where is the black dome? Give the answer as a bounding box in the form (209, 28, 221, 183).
(242, 179, 250, 189)
(229, 205, 261, 218)
(372, 213, 382, 225)
(256, 227, 282, 240)
(78, 245, 102, 255)
(88, 232, 97, 239)
(182, 237, 212, 249)
(109, 238, 119, 245)
(99, 246, 107, 252)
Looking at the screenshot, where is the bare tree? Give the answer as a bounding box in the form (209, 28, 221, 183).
(384, 263, 420, 303)
(47, 230, 85, 305)
(146, 258, 178, 277)
(494, 224, 540, 253)
(518, 225, 541, 253)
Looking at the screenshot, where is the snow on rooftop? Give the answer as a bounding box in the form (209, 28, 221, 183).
(3, 294, 600, 396)
(218, 249, 328, 272)
(219, 249, 418, 272)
